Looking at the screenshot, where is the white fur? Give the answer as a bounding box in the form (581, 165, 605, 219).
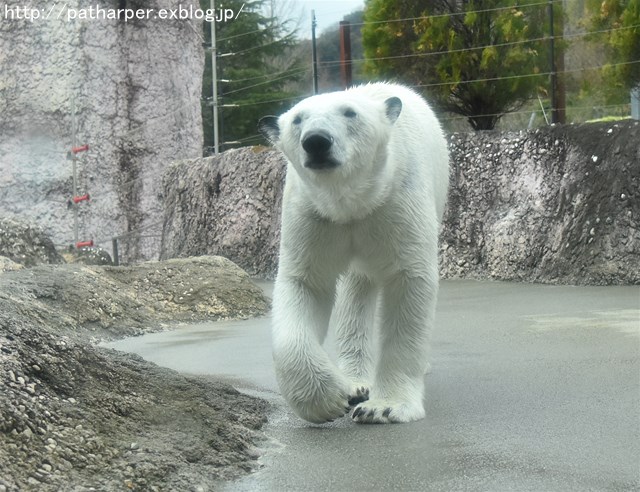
(262, 83, 449, 424)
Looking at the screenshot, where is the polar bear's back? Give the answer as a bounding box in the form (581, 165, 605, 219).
(346, 83, 449, 221)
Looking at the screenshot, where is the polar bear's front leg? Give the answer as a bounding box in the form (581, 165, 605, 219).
(333, 271, 378, 404)
(272, 277, 354, 424)
(351, 273, 436, 424)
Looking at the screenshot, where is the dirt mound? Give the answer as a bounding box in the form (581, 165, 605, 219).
(0, 256, 271, 491)
(71, 246, 113, 266)
(0, 216, 64, 267)
(0, 319, 267, 491)
(0, 256, 23, 273)
(0, 256, 269, 341)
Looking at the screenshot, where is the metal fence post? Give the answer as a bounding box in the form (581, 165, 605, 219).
(112, 238, 119, 266)
(632, 87, 640, 120)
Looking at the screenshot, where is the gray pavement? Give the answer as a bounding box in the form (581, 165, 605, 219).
(105, 280, 640, 491)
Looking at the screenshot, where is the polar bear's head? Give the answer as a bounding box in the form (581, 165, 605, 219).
(258, 91, 402, 181)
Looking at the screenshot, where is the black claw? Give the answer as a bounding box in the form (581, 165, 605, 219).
(348, 395, 365, 406)
(348, 388, 370, 406)
(382, 407, 391, 418)
(366, 409, 375, 418)
(352, 407, 364, 418)
(344, 406, 351, 413)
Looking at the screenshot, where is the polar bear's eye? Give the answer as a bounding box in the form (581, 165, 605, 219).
(343, 108, 357, 118)
(293, 115, 302, 125)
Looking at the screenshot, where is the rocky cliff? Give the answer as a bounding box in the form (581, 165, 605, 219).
(160, 147, 286, 277)
(0, 0, 204, 259)
(161, 122, 639, 285)
(442, 121, 639, 284)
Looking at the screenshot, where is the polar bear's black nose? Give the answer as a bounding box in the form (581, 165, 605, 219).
(302, 131, 333, 157)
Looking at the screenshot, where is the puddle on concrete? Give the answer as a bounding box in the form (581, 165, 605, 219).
(525, 309, 640, 336)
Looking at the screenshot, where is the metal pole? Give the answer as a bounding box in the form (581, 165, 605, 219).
(219, 61, 225, 152)
(112, 237, 120, 266)
(555, 8, 566, 124)
(548, 0, 558, 124)
(339, 21, 352, 89)
(311, 10, 318, 94)
(632, 86, 640, 120)
(71, 96, 79, 244)
(211, 0, 219, 154)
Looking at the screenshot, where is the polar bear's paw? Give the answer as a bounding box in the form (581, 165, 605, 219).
(347, 385, 370, 407)
(288, 389, 351, 424)
(280, 373, 355, 424)
(350, 398, 425, 424)
(292, 384, 371, 424)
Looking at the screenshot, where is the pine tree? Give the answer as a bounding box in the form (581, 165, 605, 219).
(200, 0, 303, 152)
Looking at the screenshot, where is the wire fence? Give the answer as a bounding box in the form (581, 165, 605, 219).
(109, 220, 164, 266)
(48, 220, 163, 266)
(111, 233, 163, 266)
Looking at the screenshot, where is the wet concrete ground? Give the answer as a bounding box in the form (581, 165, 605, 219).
(106, 280, 640, 491)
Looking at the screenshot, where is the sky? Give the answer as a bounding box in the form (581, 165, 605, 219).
(291, 1, 364, 36)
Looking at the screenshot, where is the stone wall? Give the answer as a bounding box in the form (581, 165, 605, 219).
(442, 122, 639, 284)
(161, 122, 639, 285)
(160, 147, 286, 277)
(0, 0, 204, 258)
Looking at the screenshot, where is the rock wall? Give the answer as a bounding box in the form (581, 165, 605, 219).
(160, 147, 286, 277)
(0, 0, 204, 258)
(442, 122, 639, 284)
(161, 122, 639, 285)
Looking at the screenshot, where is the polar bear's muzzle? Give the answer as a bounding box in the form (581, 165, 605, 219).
(301, 131, 339, 170)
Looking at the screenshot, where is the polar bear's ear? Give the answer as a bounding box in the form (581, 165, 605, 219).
(384, 97, 402, 124)
(258, 116, 280, 144)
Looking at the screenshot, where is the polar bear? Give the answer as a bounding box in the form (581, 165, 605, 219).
(258, 83, 449, 424)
